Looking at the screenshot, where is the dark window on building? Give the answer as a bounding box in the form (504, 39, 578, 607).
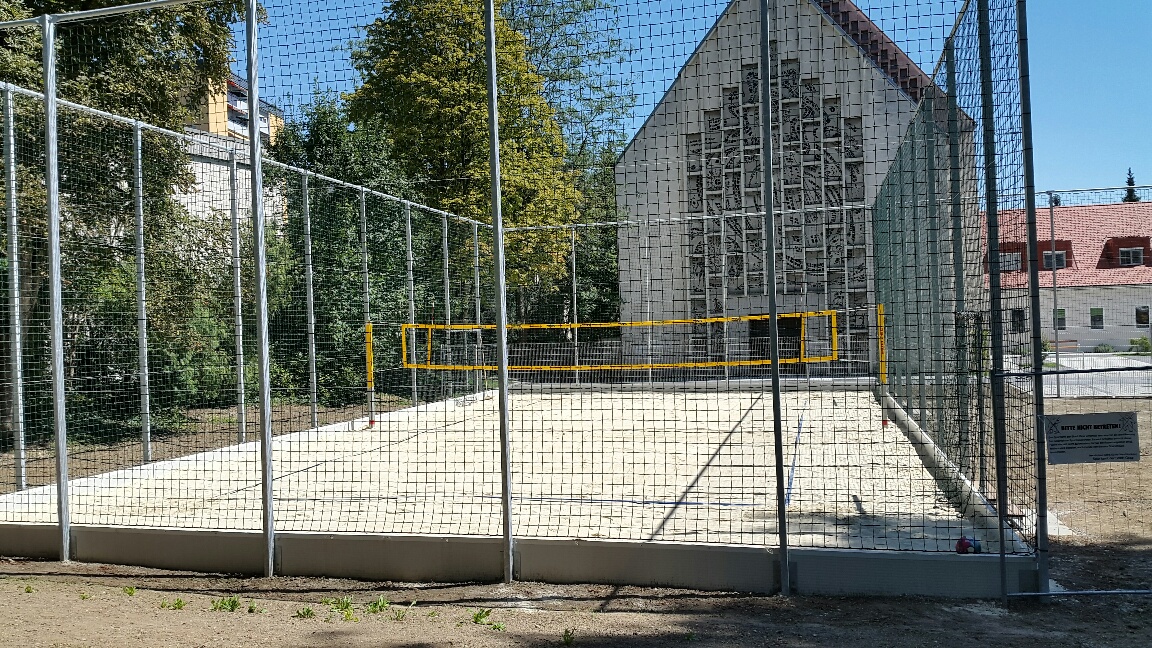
(1011, 309, 1026, 333)
(1119, 247, 1144, 266)
(1137, 306, 1149, 327)
(1090, 307, 1105, 330)
(1043, 251, 1067, 270)
(1054, 308, 1066, 331)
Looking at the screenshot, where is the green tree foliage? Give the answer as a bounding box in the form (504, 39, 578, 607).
(0, 0, 244, 446)
(346, 0, 580, 289)
(501, 0, 631, 161)
(268, 94, 434, 404)
(1123, 168, 1140, 202)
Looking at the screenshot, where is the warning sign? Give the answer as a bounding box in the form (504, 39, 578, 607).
(1043, 412, 1140, 465)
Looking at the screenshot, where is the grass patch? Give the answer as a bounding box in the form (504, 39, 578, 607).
(211, 595, 241, 612)
(365, 595, 390, 614)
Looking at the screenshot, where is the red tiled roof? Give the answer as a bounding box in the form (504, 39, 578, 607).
(996, 201, 1152, 288)
(816, 0, 933, 101)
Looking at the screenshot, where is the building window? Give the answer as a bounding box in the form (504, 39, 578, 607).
(1011, 309, 1026, 333)
(1137, 306, 1149, 327)
(1119, 247, 1144, 266)
(1054, 308, 1066, 330)
(1043, 251, 1067, 270)
(1090, 307, 1105, 330)
(998, 252, 1021, 272)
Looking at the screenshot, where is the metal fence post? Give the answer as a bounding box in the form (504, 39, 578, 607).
(570, 227, 580, 385)
(405, 202, 417, 406)
(1017, 0, 1050, 594)
(302, 174, 318, 429)
(133, 123, 152, 463)
(977, 0, 1011, 605)
(484, 0, 515, 584)
(1047, 192, 1061, 397)
(442, 215, 453, 383)
(360, 188, 375, 425)
(245, 0, 276, 578)
(923, 99, 947, 441)
(42, 13, 70, 561)
(5, 87, 26, 491)
(229, 150, 246, 444)
(473, 222, 482, 393)
(760, 0, 790, 596)
(945, 37, 971, 471)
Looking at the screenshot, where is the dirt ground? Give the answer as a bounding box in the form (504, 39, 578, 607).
(1043, 397, 1152, 591)
(0, 559, 1148, 648)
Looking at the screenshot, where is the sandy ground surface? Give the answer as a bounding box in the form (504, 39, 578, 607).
(0, 558, 1149, 648)
(1042, 397, 1152, 591)
(1, 389, 995, 550)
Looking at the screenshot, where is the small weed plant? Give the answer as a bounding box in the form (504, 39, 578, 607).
(79, 592, 91, 600)
(294, 606, 316, 619)
(122, 586, 137, 596)
(212, 595, 242, 612)
(562, 628, 576, 645)
(247, 601, 265, 614)
(159, 599, 185, 610)
(23, 585, 33, 594)
(471, 608, 505, 631)
(365, 595, 390, 614)
(392, 601, 416, 621)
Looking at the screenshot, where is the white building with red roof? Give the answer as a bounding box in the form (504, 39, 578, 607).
(997, 200, 1152, 351)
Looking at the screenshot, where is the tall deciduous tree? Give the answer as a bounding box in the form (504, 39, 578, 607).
(346, 0, 580, 287)
(0, 0, 246, 445)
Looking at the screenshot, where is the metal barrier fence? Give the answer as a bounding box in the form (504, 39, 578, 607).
(3, 0, 1134, 600)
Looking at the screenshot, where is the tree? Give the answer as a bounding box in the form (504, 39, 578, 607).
(346, 0, 580, 289)
(268, 93, 432, 403)
(501, 0, 632, 163)
(1124, 168, 1141, 202)
(0, 0, 246, 445)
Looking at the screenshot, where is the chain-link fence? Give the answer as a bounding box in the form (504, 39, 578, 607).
(0, 0, 1108, 599)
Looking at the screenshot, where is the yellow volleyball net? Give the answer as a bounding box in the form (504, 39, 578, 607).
(400, 310, 840, 372)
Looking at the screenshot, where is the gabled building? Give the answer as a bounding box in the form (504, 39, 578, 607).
(614, 0, 936, 368)
(998, 201, 1152, 351)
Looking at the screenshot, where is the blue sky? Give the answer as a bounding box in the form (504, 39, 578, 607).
(1027, 1, 1151, 191)
(249, 0, 1147, 194)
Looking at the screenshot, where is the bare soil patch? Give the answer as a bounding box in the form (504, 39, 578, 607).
(1043, 397, 1152, 591)
(0, 559, 1149, 647)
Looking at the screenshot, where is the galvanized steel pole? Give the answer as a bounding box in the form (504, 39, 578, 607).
(571, 227, 580, 384)
(245, 0, 276, 577)
(303, 175, 318, 429)
(360, 188, 375, 425)
(229, 150, 247, 444)
(1016, 0, 1050, 594)
(976, 0, 1011, 605)
(484, 0, 515, 584)
(4, 87, 26, 491)
(133, 123, 152, 463)
(405, 202, 417, 406)
(759, 0, 789, 595)
(473, 223, 483, 393)
(1047, 193, 1061, 397)
(42, 13, 70, 561)
(442, 215, 453, 376)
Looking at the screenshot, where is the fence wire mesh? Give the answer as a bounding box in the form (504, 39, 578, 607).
(1025, 186, 1152, 591)
(0, 0, 1097, 594)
